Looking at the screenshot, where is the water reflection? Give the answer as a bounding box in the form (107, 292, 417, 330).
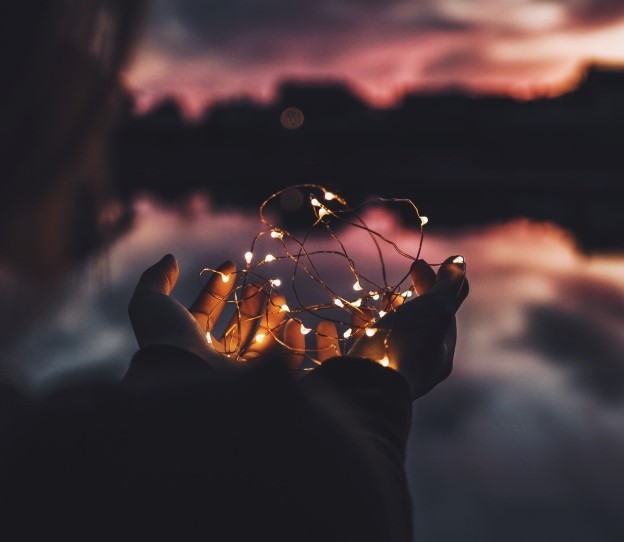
(1, 193, 623, 541)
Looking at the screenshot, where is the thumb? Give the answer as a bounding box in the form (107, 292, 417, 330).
(134, 254, 180, 296)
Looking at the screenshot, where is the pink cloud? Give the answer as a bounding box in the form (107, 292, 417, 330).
(124, 2, 624, 116)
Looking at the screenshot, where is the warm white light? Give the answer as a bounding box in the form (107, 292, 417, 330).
(343, 328, 353, 339)
(369, 291, 380, 301)
(255, 333, 266, 344)
(379, 355, 390, 367)
(310, 198, 321, 207)
(221, 273, 230, 283)
(300, 324, 312, 335)
(401, 290, 412, 298)
(365, 328, 377, 337)
(270, 230, 284, 239)
(334, 298, 344, 308)
(353, 280, 363, 291)
(264, 254, 276, 262)
(350, 298, 362, 308)
(378, 310, 387, 318)
(324, 192, 336, 201)
(318, 206, 329, 218)
(453, 256, 465, 264)
(206, 332, 213, 344)
(244, 251, 253, 264)
(420, 216, 429, 226)
(280, 304, 290, 312)
(270, 279, 281, 287)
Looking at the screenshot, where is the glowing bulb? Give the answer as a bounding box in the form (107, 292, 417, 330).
(379, 355, 390, 367)
(350, 298, 362, 308)
(453, 256, 465, 264)
(310, 198, 321, 207)
(318, 206, 329, 218)
(255, 333, 266, 344)
(401, 290, 412, 298)
(365, 328, 377, 337)
(378, 310, 387, 318)
(270, 230, 284, 239)
(369, 291, 380, 301)
(280, 304, 290, 312)
(343, 328, 353, 339)
(353, 281, 363, 291)
(244, 251, 253, 264)
(270, 279, 281, 287)
(221, 273, 230, 284)
(420, 216, 429, 226)
(324, 192, 336, 201)
(206, 332, 213, 344)
(264, 254, 276, 262)
(334, 298, 344, 308)
(300, 324, 312, 335)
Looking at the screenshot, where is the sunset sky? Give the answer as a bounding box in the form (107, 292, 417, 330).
(126, 0, 624, 116)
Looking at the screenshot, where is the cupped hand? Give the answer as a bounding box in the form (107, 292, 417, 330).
(128, 254, 297, 370)
(347, 256, 468, 399)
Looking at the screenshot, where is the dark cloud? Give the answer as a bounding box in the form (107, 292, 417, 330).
(525, 304, 624, 401)
(569, 0, 624, 23)
(409, 367, 624, 542)
(147, 0, 405, 51)
(147, 0, 624, 49)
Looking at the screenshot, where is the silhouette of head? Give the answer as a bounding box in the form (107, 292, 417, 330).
(0, 1, 145, 279)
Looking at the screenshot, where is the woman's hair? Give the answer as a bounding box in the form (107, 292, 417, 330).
(0, 1, 145, 279)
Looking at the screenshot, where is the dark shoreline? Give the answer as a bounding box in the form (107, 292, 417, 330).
(112, 66, 624, 254)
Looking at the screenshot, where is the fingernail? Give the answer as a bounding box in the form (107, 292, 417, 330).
(438, 255, 466, 281)
(449, 255, 466, 270)
(160, 254, 178, 271)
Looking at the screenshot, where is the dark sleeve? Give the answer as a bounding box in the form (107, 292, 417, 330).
(302, 356, 412, 455)
(122, 344, 217, 388)
(300, 356, 414, 542)
(2, 348, 414, 541)
(121, 348, 413, 541)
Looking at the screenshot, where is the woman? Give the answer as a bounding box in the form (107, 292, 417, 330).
(0, 2, 468, 540)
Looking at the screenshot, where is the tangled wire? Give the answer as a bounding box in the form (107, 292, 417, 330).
(201, 184, 460, 368)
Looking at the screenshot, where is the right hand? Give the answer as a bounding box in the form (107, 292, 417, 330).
(310, 256, 469, 399)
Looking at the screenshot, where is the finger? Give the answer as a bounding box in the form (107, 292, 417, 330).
(190, 261, 236, 330)
(381, 290, 404, 311)
(221, 283, 266, 354)
(283, 319, 305, 371)
(134, 254, 179, 296)
(315, 321, 340, 363)
(350, 306, 375, 341)
(242, 294, 287, 359)
(433, 255, 469, 309)
(409, 259, 437, 296)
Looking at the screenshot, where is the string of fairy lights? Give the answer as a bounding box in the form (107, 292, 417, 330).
(200, 184, 463, 369)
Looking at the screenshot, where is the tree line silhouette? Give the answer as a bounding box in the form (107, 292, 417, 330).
(112, 65, 624, 252)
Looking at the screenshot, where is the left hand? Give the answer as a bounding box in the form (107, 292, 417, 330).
(128, 254, 294, 370)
